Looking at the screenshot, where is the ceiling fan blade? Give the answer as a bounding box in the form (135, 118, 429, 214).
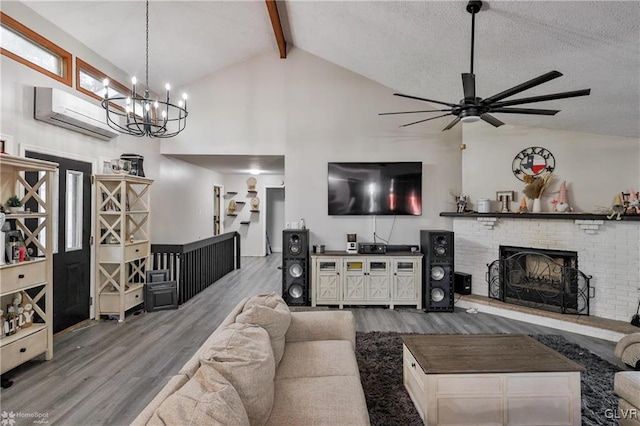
(442, 117, 461, 131)
(482, 70, 563, 104)
(489, 89, 591, 108)
(379, 109, 451, 116)
(480, 113, 505, 127)
(394, 93, 457, 108)
(462, 73, 476, 101)
(490, 107, 560, 116)
(399, 113, 453, 128)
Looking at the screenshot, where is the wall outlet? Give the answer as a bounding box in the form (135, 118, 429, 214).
(285, 222, 291, 229)
(291, 221, 299, 229)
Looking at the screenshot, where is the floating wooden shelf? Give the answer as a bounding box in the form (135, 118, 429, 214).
(225, 191, 238, 195)
(227, 213, 238, 217)
(248, 190, 258, 194)
(240, 221, 250, 225)
(250, 209, 260, 213)
(235, 201, 246, 204)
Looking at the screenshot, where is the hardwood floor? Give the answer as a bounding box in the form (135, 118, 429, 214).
(0, 254, 624, 425)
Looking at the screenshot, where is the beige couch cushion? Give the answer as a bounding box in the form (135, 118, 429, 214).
(237, 295, 291, 366)
(615, 371, 640, 409)
(201, 323, 275, 426)
(147, 367, 250, 426)
(266, 376, 370, 426)
(276, 340, 360, 380)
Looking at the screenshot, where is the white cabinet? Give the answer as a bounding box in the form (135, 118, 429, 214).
(343, 258, 391, 303)
(315, 258, 341, 304)
(95, 174, 153, 321)
(393, 258, 422, 309)
(0, 155, 56, 374)
(312, 252, 422, 309)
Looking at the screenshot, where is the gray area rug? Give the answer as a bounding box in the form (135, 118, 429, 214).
(355, 332, 621, 426)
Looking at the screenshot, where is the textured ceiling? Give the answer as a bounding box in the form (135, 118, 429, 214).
(17, 0, 640, 174)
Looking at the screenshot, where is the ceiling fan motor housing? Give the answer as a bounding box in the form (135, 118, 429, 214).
(466, 1, 482, 14)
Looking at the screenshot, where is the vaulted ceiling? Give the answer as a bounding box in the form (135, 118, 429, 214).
(20, 0, 640, 141)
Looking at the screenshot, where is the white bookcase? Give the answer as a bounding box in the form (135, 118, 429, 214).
(0, 155, 56, 374)
(95, 174, 153, 321)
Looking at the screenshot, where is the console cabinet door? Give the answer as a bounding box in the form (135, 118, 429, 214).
(393, 258, 419, 303)
(343, 260, 366, 301)
(367, 259, 390, 300)
(315, 259, 341, 303)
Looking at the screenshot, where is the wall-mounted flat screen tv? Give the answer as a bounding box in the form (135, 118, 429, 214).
(328, 162, 422, 216)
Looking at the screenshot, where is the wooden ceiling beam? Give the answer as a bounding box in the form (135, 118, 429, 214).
(265, 0, 287, 58)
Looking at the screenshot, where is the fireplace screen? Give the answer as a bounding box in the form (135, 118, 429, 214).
(487, 247, 592, 315)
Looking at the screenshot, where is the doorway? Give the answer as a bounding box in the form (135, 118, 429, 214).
(213, 184, 223, 236)
(266, 187, 285, 253)
(26, 151, 92, 334)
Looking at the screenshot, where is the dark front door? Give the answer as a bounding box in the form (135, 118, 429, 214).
(26, 151, 92, 333)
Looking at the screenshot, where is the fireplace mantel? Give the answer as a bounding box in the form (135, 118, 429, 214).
(440, 212, 640, 221)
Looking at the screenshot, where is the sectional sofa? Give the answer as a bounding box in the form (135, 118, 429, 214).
(615, 332, 640, 426)
(132, 293, 370, 425)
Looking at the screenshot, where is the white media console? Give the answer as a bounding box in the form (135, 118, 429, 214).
(311, 251, 423, 309)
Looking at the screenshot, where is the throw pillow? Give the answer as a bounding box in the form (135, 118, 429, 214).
(243, 292, 289, 311)
(148, 367, 250, 426)
(237, 301, 291, 366)
(200, 323, 275, 426)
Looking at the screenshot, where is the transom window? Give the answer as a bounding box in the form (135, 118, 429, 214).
(0, 12, 71, 86)
(76, 58, 129, 110)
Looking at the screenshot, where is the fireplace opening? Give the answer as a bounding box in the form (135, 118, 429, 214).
(487, 246, 592, 315)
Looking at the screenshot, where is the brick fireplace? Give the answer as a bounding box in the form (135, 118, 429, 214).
(446, 214, 640, 323)
(488, 245, 590, 315)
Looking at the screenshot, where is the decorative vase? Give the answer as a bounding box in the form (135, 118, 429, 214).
(532, 198, 542, 213)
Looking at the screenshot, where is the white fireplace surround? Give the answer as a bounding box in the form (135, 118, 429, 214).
(451, 217, 640, 325)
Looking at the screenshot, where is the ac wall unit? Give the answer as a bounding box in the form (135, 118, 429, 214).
(34, 87, 119, 140)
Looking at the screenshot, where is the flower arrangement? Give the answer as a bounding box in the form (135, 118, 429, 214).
(522, 173, 555, 200)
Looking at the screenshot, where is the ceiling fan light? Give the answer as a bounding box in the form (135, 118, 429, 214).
(460, 115, 481, 123)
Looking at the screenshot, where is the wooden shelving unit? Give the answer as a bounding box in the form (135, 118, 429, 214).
(1, 155, 56, 374)
(95, 174, 153, 321)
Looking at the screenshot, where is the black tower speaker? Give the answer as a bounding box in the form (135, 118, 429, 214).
(282, 229, 310, 306)
(420, 230, 454, 312)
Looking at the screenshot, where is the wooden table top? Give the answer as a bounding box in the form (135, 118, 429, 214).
(401, 334, 585, 375)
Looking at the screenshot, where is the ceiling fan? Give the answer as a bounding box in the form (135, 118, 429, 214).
(380, 0, 591, 131)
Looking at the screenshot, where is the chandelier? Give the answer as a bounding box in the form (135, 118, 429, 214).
(102, 1, 188, 138)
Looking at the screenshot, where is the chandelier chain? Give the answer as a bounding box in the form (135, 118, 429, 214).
(145, 0, 149, 90)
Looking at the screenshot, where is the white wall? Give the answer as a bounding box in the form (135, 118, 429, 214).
(0, 1, 220, 244)
(222, 174, 284, 256)
(462, 124, 640, 213)
(167, 48, 463, 252)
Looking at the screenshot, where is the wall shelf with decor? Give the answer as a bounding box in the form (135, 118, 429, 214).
(250, 209, 260, 213)
(240, 221, 250, 225)
(247, 190, 258, 194)
(1, 155, 57, 375)
(95, 174, 153, 321)
(227, 213, 238, 217)
(440, 212, 640, 221)
(235, 201, 246, 205)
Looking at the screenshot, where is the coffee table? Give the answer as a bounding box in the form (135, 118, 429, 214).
(401, 334, 585, 425)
